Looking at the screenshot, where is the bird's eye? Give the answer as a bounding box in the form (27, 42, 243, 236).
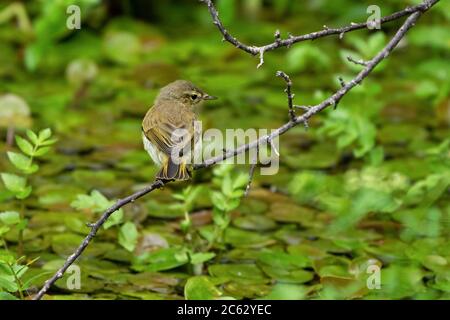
(190, 94, 198, 100)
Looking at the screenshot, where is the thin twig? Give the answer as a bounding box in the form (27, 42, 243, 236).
(347, 55, 369, 66)
(256, 48, 265, 69)
(276, 71, 296, 121)
(274, 29, 281, 44)
(33, 0, 439, 300)
(268, 138, 280, 157)
(244, 144, 259, 197)
(244, 163, 257, 197)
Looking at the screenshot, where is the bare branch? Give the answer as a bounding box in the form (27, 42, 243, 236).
(33, 0, 439, 300)
(294, 105, 311, 129)
(32, 179, 166, 300)
(194, 3, 437, 170)
(200, 0, 259, 56)
(201, 0, 438, 66)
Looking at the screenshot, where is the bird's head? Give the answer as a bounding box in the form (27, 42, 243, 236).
(156, 80, 217, 106)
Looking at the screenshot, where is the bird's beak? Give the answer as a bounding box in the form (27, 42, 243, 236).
(202, 94, 217, 100)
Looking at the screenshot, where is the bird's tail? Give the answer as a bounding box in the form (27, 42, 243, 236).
(156, 157, 191, 181)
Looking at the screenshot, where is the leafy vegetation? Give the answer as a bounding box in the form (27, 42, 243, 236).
(0, 0, 448, 300)
(1, 129, 56, 297)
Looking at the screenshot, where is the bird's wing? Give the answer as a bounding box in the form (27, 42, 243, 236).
(143, 106, 195, 157)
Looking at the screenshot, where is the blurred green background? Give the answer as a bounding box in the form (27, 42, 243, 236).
(0, 0, 449, 300)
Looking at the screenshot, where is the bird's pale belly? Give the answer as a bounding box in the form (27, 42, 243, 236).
(142, 133, 164, 166)
(142, 133, 202, 166)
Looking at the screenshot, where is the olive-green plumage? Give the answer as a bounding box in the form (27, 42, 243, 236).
(142, 80, 216, 181)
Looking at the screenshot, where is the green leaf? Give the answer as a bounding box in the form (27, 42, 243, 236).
(38, 128, 52, 141)
(394, 207, 442, 239)
(198, 226, 215, 243)
(25, 130, 39, 145)
(330, 188, 400, 232)
(71, 194, 96, 211)
(369, 146, 384, 166)
(180, 218, 192, 234)
(24, 43, 43, 71)
(190, 252, 216, 265)
(0, 274, 17, 292)
(40, 138, 58, 146)
(212, 208, 229, 229)
(224, 198, 240, 212)
(379, 265, 424, 299)
(15, 136, 34, 157)
(184, 186, 203, 206)
(354, 188, 399, 213)
(0, 226, 11, 236)
(353, 117, 376, 157)
(0, 211, 21, 225)
(118, 222, 138, 252)
(33, 147, 51, 157)
(6, 152, 38, 174)
(184, 276, 222, 300)
(231, 189, 245, 198)
(22, 271, 52, 290)
(0, 253, 15, 265)
(91, 190, 112, 209)
(7, 152, 29, 171)
(175, 250, 189, 262)
(261, 283, 308, 300)
(223, 227, 271, 248)
(71, 190, 118, 214)
(172, 193, 186, 201)
(0, 291, 19, 300)
(16, 219, 28, 231)
(404, 173, 450, 207)
(208, 263, 266, 282)
(132, 247, 189, 272)
(221, 174, 233, 196)
(0, 173, 27, 194)
(258, 250, 310, 269)
(14, 265, 28, 279)
(15, 186, 32, 200)
(26, 164, 39, 175)
(103, 210, 123, 229)
(211, 191, 227, 212)
(232, 173, 248, 190)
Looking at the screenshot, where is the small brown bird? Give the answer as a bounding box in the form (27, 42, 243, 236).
(142, 80, 216, 180)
